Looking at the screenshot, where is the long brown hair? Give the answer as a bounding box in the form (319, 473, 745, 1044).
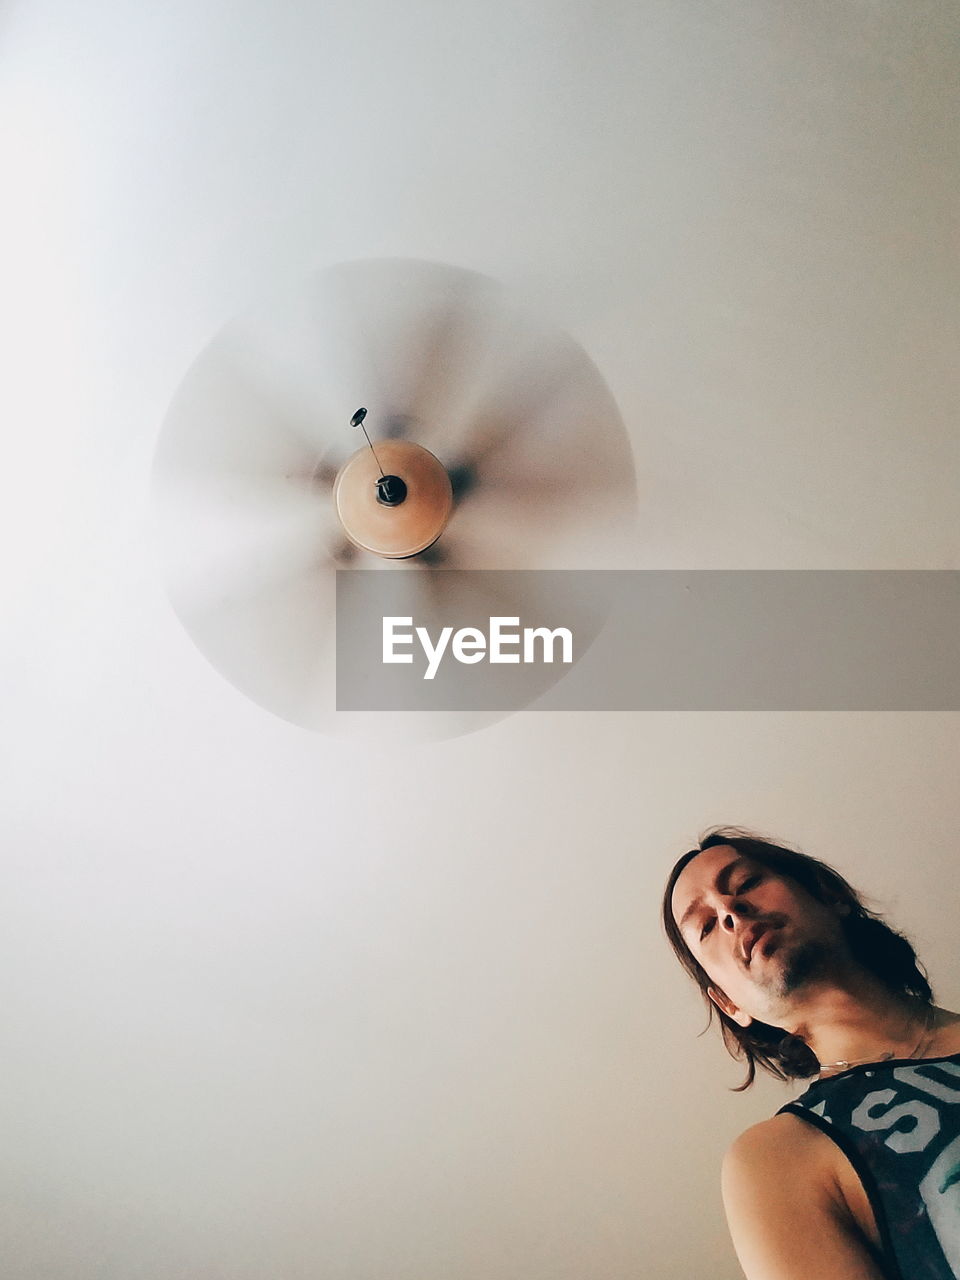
(662, 827, 933, 1090)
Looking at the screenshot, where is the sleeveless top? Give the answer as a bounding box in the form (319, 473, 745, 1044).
(779, 1051, 960, 1279)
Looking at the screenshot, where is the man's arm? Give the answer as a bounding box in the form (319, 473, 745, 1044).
(721, 1116, 886, 1280)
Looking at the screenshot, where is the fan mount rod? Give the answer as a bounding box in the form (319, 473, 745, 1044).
(349, 407, 407, 506)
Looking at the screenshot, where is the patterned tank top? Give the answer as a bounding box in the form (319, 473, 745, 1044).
(779, 1052, 960, 1279)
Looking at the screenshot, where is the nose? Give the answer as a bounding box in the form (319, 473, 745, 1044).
(719, 896, 753, 932)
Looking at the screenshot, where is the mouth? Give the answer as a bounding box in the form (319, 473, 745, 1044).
(742, 924, 772, 966)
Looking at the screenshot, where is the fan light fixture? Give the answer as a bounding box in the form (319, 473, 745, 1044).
(334, 407, 453, 558)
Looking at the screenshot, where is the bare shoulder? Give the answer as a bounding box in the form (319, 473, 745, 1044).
(723, 1111, 826, 1178)
(723, 1111, 849, 1213)
(721, 1114, 885, 1280)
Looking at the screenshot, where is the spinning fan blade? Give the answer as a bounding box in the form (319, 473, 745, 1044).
(440, 327, 637, 561)
(155, 335, 323, 484)
(157, 479, 338, 614)
(182, 562, 339, 730)
(322, 259, 511, 450)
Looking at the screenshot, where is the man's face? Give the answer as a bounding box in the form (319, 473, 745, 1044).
(670, 845, 848, 1027)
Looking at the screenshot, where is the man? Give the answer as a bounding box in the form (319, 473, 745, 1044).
(663, 827, 960, 1280)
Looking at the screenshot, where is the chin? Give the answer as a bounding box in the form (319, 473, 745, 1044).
(778, 940, 830, 994)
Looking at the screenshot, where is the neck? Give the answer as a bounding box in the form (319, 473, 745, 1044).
(774, 966, 933, 1068)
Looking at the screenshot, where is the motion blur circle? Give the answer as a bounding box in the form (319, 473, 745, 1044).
(151, 258, 638, 739)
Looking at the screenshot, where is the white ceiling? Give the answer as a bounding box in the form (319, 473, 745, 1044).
(2, 3, 958, 1277)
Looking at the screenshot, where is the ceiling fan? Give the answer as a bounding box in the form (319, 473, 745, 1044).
(151, 258, 638, 736)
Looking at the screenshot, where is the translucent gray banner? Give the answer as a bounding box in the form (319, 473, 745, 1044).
(335, 571, 960, 711)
